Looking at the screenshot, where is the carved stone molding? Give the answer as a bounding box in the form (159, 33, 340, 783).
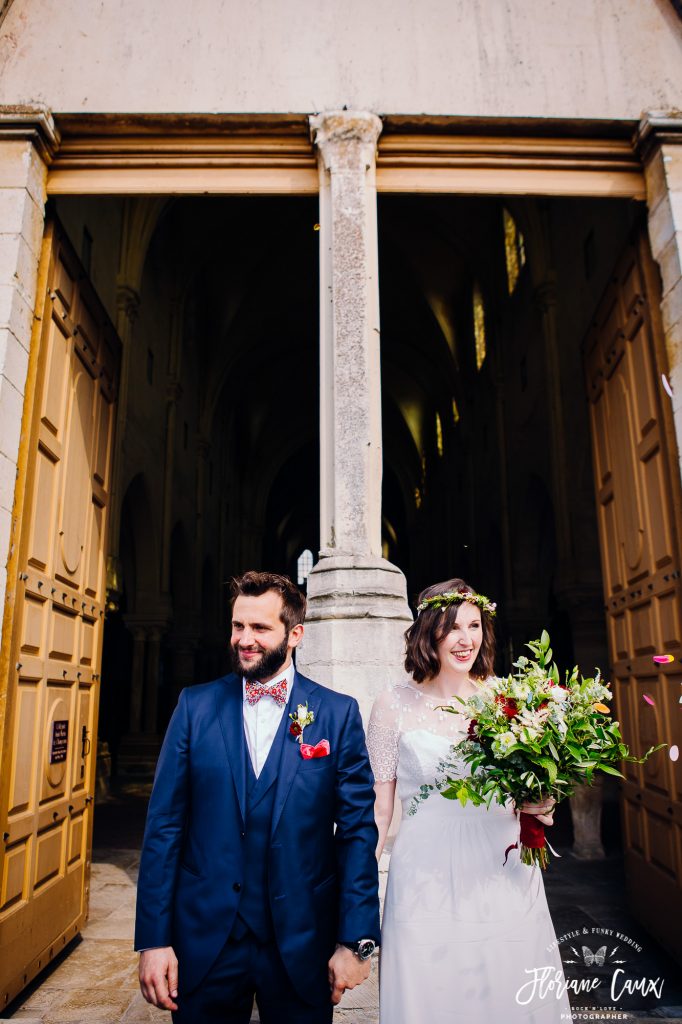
(635, 112, 682, 164)
(0, 104, 60, 163)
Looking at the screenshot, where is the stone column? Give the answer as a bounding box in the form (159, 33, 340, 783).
(300, 111, 412, 722)
(533, 275, 573, 579)
(570, 780, 607, 860)
(107, 284, 140, 578)
(194, 436, 209, 612)
(168, 635, 198, 708)
(143, 626, 162, 735)
(0, 107, 58, 623)
(557, 583, 608, 859)
(637, 116, 682, 470)
(127, 625, 147, 733)
(160, 378, 182, 594)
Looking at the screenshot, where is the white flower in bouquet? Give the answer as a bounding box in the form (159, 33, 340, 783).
(583, 680, 610, 703)
(491, 731, 517, 756)
(548, 705, 568, 738)
(511, 681, 531, 701)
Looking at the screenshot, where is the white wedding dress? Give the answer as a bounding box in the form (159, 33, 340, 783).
(367, 682, 572, 1024)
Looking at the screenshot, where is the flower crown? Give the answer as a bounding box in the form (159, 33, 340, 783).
(417, 589, 497, 617)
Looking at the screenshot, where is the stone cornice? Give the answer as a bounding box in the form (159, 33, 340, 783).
(0, 104, 60, 163)
(635, 113, 682, 164)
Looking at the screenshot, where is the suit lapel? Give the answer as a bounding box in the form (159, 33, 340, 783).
(215, 673, 247, 826)
(271, 671, 321, 837)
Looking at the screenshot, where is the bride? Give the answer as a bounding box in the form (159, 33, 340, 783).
(367, 578, 572, 1023)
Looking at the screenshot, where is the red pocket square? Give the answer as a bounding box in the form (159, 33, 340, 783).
(300, 739, 330, 760)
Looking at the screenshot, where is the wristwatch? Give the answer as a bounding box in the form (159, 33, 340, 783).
(342, 938, 377, 960)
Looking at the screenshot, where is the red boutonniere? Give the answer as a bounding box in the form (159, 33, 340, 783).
(289, 702, 314, 744)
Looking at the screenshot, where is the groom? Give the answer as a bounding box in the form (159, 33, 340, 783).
(135, 571, 380, 1023)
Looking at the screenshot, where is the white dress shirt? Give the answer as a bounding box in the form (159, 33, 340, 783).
(242, 662, 295, 777)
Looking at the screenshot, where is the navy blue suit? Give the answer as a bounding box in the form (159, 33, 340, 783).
(135, 670, 380, 1020)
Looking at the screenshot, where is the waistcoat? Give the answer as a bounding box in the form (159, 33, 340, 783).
(235, 705, 290, 942)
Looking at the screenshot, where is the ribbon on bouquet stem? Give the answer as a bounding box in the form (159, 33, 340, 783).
(503, 811, 561, 868)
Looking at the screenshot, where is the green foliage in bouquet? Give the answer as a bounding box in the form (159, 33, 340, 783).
(409, 631, 664, 866)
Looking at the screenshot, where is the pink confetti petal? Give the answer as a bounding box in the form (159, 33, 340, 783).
(653, 654, 675, 664)
(670, 745, 679, 762)
(662, 374, 674, 399)
(642, 694, 656, 706)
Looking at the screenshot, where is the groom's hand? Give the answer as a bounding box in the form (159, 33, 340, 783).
(139, 946, 179, 1011)
(328, 945, 371, 1005)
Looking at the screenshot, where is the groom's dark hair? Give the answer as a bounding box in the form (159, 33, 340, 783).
(230, 571, 307, 631)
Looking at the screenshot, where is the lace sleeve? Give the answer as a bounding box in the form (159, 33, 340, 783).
(367, 689, 401, 783)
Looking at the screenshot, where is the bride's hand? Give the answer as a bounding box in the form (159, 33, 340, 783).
(518, 797, 556, 826)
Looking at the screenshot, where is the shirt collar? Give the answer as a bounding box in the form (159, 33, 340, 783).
(242, 661, 295, 701)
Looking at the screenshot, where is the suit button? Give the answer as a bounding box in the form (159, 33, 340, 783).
(240, 831, 246, 838)
(233, 882, 242, 893)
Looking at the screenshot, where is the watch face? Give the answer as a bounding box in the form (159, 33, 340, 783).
(357, 939, 376, 960)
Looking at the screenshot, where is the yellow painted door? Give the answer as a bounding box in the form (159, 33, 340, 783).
(584, 225, 682, 963)
(0, 219, 120, 1008)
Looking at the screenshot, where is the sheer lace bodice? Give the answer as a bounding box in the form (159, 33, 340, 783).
(367, 680, 484, 811)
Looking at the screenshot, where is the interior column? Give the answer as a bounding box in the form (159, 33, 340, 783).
(300, 110, 412, 721)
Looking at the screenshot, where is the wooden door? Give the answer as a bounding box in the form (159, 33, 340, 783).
(0, 219, 120, 1008)
(584, 226, 682, 964)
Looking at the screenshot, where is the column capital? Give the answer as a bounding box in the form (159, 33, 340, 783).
(635, 112, 682, 165)
(166, 377, 183, 404)
(123, 614, 170, 635)
(310, 110, 383, 172)
(0, 104, 60, 163)
(116, 284, 140, 324)
(196, 435, 210, 458)
(532, 276, 558, 313)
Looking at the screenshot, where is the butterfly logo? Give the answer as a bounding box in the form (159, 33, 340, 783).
(565, 945, 626, 966)
(582, 945, 607, 967)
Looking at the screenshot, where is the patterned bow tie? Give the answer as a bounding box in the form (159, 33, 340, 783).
(245, 678, 288, 707)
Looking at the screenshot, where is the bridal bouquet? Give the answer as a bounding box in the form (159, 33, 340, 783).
(410, 631, 663, 868)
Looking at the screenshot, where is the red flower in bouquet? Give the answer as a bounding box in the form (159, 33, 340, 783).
(496, 695, 518, 719)
(289, 721, 302, 738)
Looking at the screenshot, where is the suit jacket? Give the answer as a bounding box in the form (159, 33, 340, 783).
(134, 670, 380, 1002)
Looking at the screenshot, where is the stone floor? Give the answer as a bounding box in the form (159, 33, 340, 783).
(2, 791, 681, 1023)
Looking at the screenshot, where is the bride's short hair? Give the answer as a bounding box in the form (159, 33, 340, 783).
(404, 577, 496, 683)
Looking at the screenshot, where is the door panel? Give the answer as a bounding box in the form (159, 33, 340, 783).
(0, 219, 120, 1009)
(584, 226, 682, 964)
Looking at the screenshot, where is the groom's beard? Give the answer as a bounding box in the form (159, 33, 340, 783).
(231, 634, 290, 681)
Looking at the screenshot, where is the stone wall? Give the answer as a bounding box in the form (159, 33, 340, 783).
(0, 126, 52, 618)
(0, 0, 680, 118)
